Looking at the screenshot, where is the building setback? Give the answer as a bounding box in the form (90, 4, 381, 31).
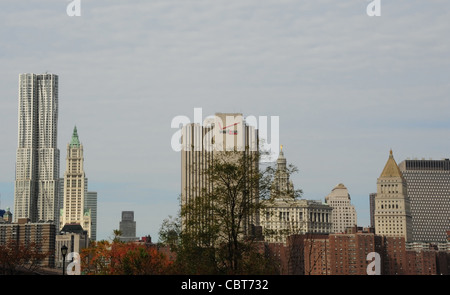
(398, 159, 450, 243)
(14, 73, 60, 224)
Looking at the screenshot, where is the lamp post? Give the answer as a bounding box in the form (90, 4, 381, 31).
(61, 245, 68, 275)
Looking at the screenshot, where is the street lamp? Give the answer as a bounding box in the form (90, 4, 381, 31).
(61, 245, 68, 275)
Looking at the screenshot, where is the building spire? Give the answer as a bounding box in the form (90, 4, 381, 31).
(277, 144, 286, 170)
(272, 145, 294, 199)
(70, 126, 81, 147)
(380, 149, 403, 179)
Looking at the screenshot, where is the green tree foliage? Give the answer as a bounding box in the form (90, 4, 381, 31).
(159, 149, 300, 274)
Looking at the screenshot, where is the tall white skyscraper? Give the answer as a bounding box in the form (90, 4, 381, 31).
(14, 73, 60, 224)
(60, 127, 92, 239)
(325, 183, 357, 233)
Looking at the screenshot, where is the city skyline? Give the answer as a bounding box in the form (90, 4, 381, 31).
(1, 1, 449, 242)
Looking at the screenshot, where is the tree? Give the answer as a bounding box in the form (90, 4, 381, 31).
(158, 215, 181, 249)
(112, 229, 122, 243)
(0, 240, 51, 275)
(260, 147, 303, 243)
(80, 240, 173, 275)
(174, 147, 296, 274)
(81, 240, 112, 275)
(285, 233, 329, 275)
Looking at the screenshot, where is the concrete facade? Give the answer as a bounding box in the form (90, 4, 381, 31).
(14, 73, 60, 224)
(375, 150, 412, 242)
(325, 183, 357, 233)
(398, 159, 450, 243)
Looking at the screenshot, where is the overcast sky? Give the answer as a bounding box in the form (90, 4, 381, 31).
(0, 0, 449, 241)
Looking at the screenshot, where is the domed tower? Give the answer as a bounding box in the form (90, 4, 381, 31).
(325, 183, 357, 233)
(271, 145, 294, 199)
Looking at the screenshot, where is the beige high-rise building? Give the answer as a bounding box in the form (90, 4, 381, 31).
(181, 113, 258, 238)
(325, 183, 357, 233)
(260, 147, 332, 243)
(374, 150, 412, 242)
(60, 127, 91, 238)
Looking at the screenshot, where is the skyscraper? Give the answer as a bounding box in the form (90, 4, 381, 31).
(374, 150, 412, 242)
(60, 127, 91, 238)
(398, 159, 450, 243)
(14, 73, 60, 224)
(86, 191, 98, 241)
(119, 211, 138, 242)
(325, 183, 357, 233)
(181, 113, 259, 237)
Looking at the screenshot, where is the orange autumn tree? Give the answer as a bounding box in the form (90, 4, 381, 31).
(0, 240, 51, 275)
(81, 240, 173, 275)
(81, 240, 111, 275)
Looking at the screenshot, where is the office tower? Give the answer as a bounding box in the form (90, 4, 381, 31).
(119, 211, 138, 242)
(260, 147, 332, 243)
(398, 159, 450, 243)
(60, 127, 91, 238)
(14, 73, 60, 224)
(324, 183, 357, 233)
(369, 193, 376, 228)
(86, 192, 98, 241)
(181, 113, 259, 237)
(374, 150, 412, 242)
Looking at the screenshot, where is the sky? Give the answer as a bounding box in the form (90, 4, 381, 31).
(0, 0, 449, 241)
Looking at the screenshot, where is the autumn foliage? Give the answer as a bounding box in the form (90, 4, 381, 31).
(81, 240, 174, 275)
(0, 240, 51, 275)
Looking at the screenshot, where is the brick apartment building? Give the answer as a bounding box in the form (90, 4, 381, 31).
(0, 218, 56, 268)
(265, 227, 449, 275)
